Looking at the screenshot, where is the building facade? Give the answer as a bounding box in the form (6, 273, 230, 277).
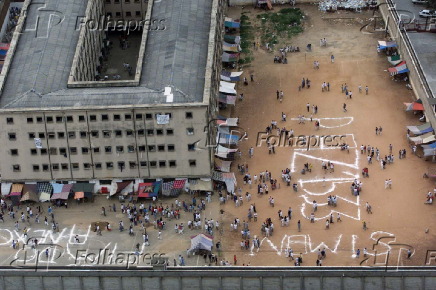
(0, 0, 225, 182)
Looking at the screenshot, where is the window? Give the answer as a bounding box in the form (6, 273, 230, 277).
(79, 115, 85, 122)
(46, 116, 53, 123)
(91, 131, 99, 138)
(59, 148, 67, 155)
(106, 12, 112, 18)
(115, 130, 122, 137)
(66, 116, 73, 123)
(61, 164, 68, 170)
(158, 145, 165, 152)
(33, 165, 40, 171)
(105, 146, 112, 153)
(82, 147, 89, 154)
(137, 129, 145, 136)
(49, 148, 57, 155)
(186, 128, 194, 135)
(89, 115, 97, 122)
(156, 129, 163, 136)
(135, 11, 141, 16)
(140, 161, 147, 167)
(56, 116, 63, 123)
(114, 0, 120, 3)
(52, 164, 59, 171)
(39, 132, 45, 138)
(36, 117, 43, 123)
(70, 147, 77, 154)
(169, 160, 177, 167)
(118, 161, 125, 170)
(8, 133, 16, 140)
(42, 164, 49, 171)
(40, 149, 48, 155)
(84, 163, 91, 170)
(28, 132, 35, 139)
(93, 147, 100, 153)
(114, 114, 121, 121)
(80, 131, 87, 138)
(106, 162, 114, 169)
(48, 132, 55, 139)
(138, 145, 146, 152)
(57, 132, 65, 139)
(68, 132, 76, 139)
(148, 145, 156, 152)
(168, 144, 175, 151)
(126, 11, 131, 17)
(95, 163, 102, 170)
(186, 112, 193, 119)
(72, 163, 79, 170)
(135, 114, 142, 120)
(189, 160, 197, 167)
(188, 144, 195, 151)
(159, 161, 166, 167)
(102, 114, 109, 121)
(147, 129, 154, 136)
(116, 146, 124, 153)
(103, 130, 111, 138)
(125, 0, 130, 3)
(145, 113, 152, 120)
(127, 145, 135, 153)
(6, 117, 13, 124)
(106, 0, 111, 3)
(27, 117, 33, 123)
(129, 162, 136, 169)
(125, 114, 132, 120)
(10, 149, 18, 156)
(167, 129, 174, 135)
(30, 149, 37, 155)
(149, 161, 157, 167)
(126, 130, 133, 137)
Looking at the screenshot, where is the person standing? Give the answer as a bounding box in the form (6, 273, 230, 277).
(407, 249, 412, 259)
(356, 249, 360, 258)
(306, 103, 310, 112)
(297, 220, 301, 232)
(365, 86, 369, 95)
(331, 54, 334, 63)
(343, 103, 347, 112)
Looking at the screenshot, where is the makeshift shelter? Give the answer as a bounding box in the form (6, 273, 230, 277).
(217, 118, 239, 127)
(223, 42, 240, 53)
(110, 181, 133, 197)
(73, 183, 95, 200)
(219, 93, 237, 105)
(409, 132, 436, 145)
(10, 184, 23, 197)
(216, 132, 239, 145)
(224, 17, 240, 29)
(214, 159, 232, 173)
(219, 81, 237, 94)
(20, 184, 39, 203)
(38, 183, 53, 201)
(212, 171, 237, 193)
(137, 182, 161, 198)
(387, 55, 402, 66)
(220, 70, 243, 82)
(407, 123, 433, 135)
(189, 179, 213, 192)
(215, 145, 238, 159)
(1, 183, 12, 196)
(74, 192, 85, 200)
(222, 52, 239, 63)
(377, 40, 397, 50)
(404, 102, 424, 111)
(189, 234, 213, 253)
(51, 184, 73, 200)
(388, 61, 409, 76)
(161, 179, 186, 197)
(223, 35, 240, 44)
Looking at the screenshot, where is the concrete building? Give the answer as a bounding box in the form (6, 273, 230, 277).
(0, 0, 225, 182)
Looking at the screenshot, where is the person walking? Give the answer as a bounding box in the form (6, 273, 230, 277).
(331, 54, 335, 63)
(343, 103, 347, 112)
(297, 220, 301, 232)
(306, 103, 310, 112)
(356, 249, 360, 258)
(365, 86, 369, 95)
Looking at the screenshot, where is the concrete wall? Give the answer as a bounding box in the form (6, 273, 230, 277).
(0, 106, 211, 181)
(0, 268, 435, 290)
(378, 0, 436, 128)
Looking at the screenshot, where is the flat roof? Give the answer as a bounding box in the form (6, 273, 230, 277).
(0, 0, 212, 109)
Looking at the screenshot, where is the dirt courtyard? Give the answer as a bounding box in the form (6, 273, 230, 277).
(219, 4, 436, 266)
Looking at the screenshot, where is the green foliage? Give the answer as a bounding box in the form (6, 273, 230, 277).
(239, 14, 254, 64)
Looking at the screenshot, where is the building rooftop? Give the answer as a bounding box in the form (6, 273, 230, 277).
(0, 0, 212, 109)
